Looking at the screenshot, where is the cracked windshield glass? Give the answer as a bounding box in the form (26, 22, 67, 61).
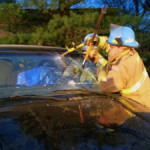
(0, 49, 99, 98)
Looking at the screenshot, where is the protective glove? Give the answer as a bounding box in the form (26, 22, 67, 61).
(88, 49, 108, 68)
(88, 48, 101, 64)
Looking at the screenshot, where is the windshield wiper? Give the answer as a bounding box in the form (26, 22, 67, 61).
(0, 94, 67, 103)
(0, 89, 104, 103)
(49, 88, 102, 95)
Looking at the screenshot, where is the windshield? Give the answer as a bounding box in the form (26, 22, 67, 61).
(0, 47, 100, 98)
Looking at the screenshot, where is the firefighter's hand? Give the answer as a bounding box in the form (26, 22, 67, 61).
(88, 49, 103, 64)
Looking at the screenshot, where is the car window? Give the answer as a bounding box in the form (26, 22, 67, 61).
(0, 48, 99, 98)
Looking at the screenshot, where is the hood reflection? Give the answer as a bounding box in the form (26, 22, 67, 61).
(0, 94, 150, 150)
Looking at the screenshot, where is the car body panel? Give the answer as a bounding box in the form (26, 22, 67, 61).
(0, 45, 150, 150)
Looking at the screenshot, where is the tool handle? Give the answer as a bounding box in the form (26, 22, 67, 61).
(81, 42, 93, 69)
(82, 5, 107, 69)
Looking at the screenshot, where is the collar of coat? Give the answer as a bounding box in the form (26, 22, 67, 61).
(109, 48, 137, 65)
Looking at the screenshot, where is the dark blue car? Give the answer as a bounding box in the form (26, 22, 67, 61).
(0, 45, 150, 150)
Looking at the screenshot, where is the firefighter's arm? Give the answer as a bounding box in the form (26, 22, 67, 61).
(88, 48, 108, 69)
(89, 36, 109, 69)
(99, 36, 110, 53)
(96, 54, 108, 69)
(98, 64, 126, 93)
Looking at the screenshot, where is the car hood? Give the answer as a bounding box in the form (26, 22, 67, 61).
(0, 90, 150, 150)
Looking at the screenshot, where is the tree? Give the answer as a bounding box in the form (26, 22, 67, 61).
(30, 11, 100, 46)
(0, 3, 24, 32)
(0, 0, 16, 3)
(21, 0, 85, 15)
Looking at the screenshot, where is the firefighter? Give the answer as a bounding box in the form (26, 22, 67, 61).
(83, 24, 150, 108)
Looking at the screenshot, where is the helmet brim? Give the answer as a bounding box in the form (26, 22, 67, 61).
(106, 40, 140, 48)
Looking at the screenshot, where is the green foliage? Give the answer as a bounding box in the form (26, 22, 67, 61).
(139, 52, 150, 74)
(136, 31, 150, 51)
(0, 33, 32, 44)
(31, 11, 99, 47)
(104, 15, 141, 28)
(22, 0, 84, 15)
(30, 27, 51, 45)
(0, 3, 24, 32)
(0, 2, 149, 52)
(30, 10, 147, 48)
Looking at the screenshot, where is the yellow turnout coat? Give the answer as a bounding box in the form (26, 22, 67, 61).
(98, 37, 150, 108)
